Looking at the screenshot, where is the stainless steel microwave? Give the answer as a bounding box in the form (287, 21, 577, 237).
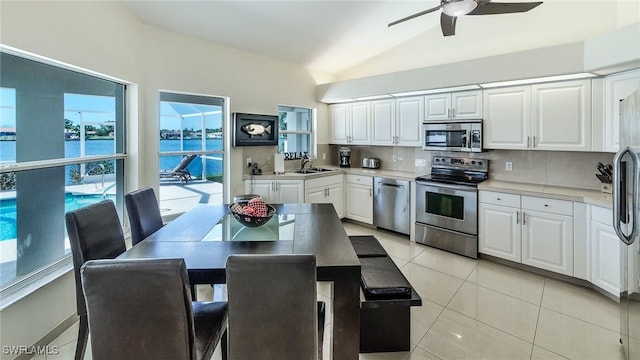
(422, 119, 482, 152)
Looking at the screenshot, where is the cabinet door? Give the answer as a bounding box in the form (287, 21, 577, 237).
(327, 183, 345, 218)
(604, 70, 640, 152)
(483, 86, 530, 149)
(244, 180, 273, 202)
(479, 203, 521, 262)
(522, 210, 574, 275)
(275, 181, 303, 203)
(305, 187, 327, 204)
(424, 93, 451, 121)
(452, 90, 482, 119)
(346, 183, 373, 224)
(371, 99, 395, 145)
(330, 104, 349, 144)
(395, 96, 423, 146)
(531, 80, 591, 151)
(350, 101, 371, 144)
(590, 221, 620, 296)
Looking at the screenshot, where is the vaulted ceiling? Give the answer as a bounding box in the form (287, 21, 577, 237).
(122, 0, 640, 78)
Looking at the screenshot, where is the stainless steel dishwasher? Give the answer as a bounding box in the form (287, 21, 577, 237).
(373, 177, 410, 235)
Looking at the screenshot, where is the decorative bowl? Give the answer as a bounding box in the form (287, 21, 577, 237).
(229, 201, 276, 228)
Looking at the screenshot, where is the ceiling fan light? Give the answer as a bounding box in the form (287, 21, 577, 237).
(442, 0, 477, 16)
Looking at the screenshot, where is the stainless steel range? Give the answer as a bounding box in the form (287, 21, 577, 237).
(414, 156, 489, 258)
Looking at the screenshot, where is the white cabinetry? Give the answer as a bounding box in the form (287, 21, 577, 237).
(330, 102, 371, 145)
(483, 86, 531, 149)
(483, 80, 592, 151)
(521, 197, 574, 276)
(345, 174, 373, 224)
(304, 175, 344, 218)
(368, 97, 423, 147)
(244, 179, 304, 203)
(531, 80, 591, 151)
(479, 192, 522, 262)
(589, 205, 620, 296)
(479, 191, 574, 276)
(371, 99, 394, 145)
(424, 90, 482, 121)
(603, 69, 640, 152)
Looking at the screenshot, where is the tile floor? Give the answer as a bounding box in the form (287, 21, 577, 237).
(38, 220, 623, 360)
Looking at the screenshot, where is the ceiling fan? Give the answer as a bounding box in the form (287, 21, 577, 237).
(389, 0, 542, 36)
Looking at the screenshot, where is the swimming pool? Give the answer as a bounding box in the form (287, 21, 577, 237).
(0, 193, 114, 241)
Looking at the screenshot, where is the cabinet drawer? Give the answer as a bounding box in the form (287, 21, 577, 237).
(591, 205, 613, 225)
(346, 174, 373, 186)
(479, 191, 520, 208)
(305, 174, 343, 190)
(522, 196, 573, 216)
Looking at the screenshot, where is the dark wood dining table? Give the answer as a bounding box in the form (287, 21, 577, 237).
(117, 203, 361, 360)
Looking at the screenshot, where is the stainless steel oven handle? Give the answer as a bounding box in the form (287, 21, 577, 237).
(417, 181, 477, 192)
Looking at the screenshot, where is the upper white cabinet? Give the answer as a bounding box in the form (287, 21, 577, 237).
(424, 90, 482, 121)
(483, 86, 531, 149)
(330, 102, 371, 145)
(531, 80, 591, 151)
(371, 99, 395, 145)
(602, 69, 640, 153)
(395, 96, 423, 146)
(483, 80, 592, 151)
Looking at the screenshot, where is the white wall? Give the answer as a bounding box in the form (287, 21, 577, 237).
(0, 0, 332, 352)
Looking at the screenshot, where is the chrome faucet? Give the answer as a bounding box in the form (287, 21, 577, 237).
(300, 155, 311, 171)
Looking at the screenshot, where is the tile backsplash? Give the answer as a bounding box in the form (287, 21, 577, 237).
(243, 144, 614, 190)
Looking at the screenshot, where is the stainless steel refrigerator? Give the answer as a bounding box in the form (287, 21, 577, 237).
(616, 88, 640, 360)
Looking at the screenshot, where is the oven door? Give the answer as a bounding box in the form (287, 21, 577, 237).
(415, 181, 478, 235)
(422, 123, 471, 152)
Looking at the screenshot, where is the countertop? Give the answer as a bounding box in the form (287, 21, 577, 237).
(242, 170, 613, 208)
(478, 180, 613, 209)
(242, 167, 421, 182)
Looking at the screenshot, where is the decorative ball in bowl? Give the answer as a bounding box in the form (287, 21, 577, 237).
(229, 198, 276, 228)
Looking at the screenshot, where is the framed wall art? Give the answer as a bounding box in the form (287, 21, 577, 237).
(232, 113, 279, 147)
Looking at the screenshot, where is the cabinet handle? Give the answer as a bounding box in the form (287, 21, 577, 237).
(369, 188, 372, 197)
(516, 211, 520, 224)
(325, 188, 329, 197)
(447, 108, 451, 118)
(533, 136, 536, 148)
(496, 197, 501, 201)
(522, 212, 526, 225)
(452, 108, 455, 118)
(544, 204, 549, 207)
(527, 136, 531, 148)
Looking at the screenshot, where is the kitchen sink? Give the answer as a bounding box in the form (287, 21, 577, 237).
(295, 167, 335, 174)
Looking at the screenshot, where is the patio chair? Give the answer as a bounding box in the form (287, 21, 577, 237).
(160, 154, 197, 183)
(65, 200, 127, 360)
(81, 258, 228, 360)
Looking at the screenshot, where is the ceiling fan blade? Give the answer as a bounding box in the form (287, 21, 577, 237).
(440, 13, 457, 36)
(388, 4, 443, 27)
(468, 1, 542, 15)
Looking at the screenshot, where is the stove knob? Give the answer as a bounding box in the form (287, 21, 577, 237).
(471, 160, 476, 165)
(477, 161, 483, 166)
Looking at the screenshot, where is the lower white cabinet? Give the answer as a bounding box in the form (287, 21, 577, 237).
(479, 202, 522, 262)
(244, 179, 304, 203)
(589, 205, 620, 296)
(345, 174, 373, 224)
(479, 191, 574, 276)
(305, 175, 344, 218)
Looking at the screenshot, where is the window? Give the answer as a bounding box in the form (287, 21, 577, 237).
(158, 92, 227, 219)
(0, 52, 126, 296)
(277, 105, 315, 158)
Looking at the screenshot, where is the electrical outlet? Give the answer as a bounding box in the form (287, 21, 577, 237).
(506, 162, 513, 171)
(322, 153, 326, 160)
(392, 154, 398, 162)
(265, 156, 271, 165)
(246, 158, 252, 167)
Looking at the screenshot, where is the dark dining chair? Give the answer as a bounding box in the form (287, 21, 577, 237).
(65, 199, 127, 360)
(125, 186, 164, 246)
(226, 254, 325, 360)
(80, 258, 228, 360)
